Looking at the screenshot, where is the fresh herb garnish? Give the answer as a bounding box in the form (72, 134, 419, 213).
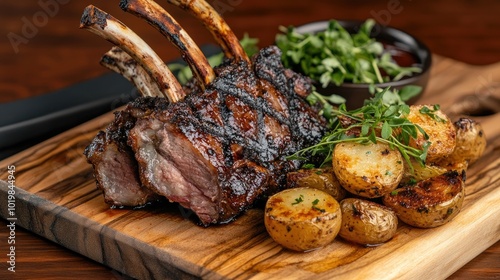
(301, 163, 316, 169)
(292, 194, 304, 205)
(288, 87, 431, 172)
(419, 104, 447, 123)
(312, 199, 325, 212)
(275, 19, 422, 88)
(408, 178, 418, 185)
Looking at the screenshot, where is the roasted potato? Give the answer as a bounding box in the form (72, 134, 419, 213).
(333, 141, 404, 198)
(383, 171, 465, 228)
(400, 158, 448, 185)
(439, 118, 486, 166)
(286, 168, 346, 201)
(435, 158, 469, 175)
(264, 187, 341, 251)
(339, 198, 398, 245)
(406, 105, 456, 163)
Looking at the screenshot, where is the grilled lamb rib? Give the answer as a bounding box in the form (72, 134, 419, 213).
(82, 0, 326, 225)
(84, 97, 169, 207)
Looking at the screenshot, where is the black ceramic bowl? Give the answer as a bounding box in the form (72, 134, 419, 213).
(294, 20, 432, 109)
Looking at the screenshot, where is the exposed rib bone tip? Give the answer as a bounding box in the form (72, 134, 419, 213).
(122, 0, 216, 87)
(166, 0, 250, 63)
(80, 5, 108, 29)
(80, 4, 185, 102)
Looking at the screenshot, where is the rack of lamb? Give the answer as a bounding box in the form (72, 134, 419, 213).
(82, 0, 326, 226)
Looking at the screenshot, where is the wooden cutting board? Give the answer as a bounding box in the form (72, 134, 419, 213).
(1, 55, 499, 280)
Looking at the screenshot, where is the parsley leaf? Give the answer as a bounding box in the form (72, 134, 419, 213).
(312, 199, 326, 212)
(292, 195, 304, 205)
(419, 104, 447, 123)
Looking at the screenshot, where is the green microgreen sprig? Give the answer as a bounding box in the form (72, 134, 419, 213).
(275, 19, 422, 88)
(292, 194, 304, 205)
(288, 87, 431, 172)
(419, 104, 446, 123)
(311, 199, 326, 212)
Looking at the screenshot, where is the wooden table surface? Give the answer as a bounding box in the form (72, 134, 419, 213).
(1, 0, 499, 279)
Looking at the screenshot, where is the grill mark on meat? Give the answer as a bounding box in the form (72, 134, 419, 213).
(184, 92, 279, 166)
(183, 78, 282, 166)
(214, 71, 289, 126)
(218, 88, 237, 167)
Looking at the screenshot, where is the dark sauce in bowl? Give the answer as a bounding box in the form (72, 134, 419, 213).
(379, 41, 421, 79)
(384, 43, 420, 68)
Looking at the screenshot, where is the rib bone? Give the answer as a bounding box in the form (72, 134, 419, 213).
(166, 0, 250, 63)
(80, 5, 184, 102)
(120, 0, 215, 88)
(101, 46, 163, 97)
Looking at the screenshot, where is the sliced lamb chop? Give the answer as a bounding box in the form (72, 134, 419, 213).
(80, 5, 185, 102)
(120, 0, 215, 89)
(166, 0, 250, 63)
(84, 97, 169, 207)
(100, 46, 163, 97)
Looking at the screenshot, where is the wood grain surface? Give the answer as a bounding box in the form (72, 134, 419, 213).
(1, 0, 500, 279)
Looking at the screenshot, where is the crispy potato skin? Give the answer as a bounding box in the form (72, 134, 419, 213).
(383, 171, 465, 228)
(333, 141, 404, 198)
(339, 198, 398, 245)
(401, 158, 448, 185)
(439, 118, 486, 167)
(286, 168, 346, 201)
(407, 105, 456, 163)
(264, 187, 341, 251)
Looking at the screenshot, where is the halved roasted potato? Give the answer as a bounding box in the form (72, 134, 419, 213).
(339, 198, 398, 245)
(264, 187, 341, 251)
(400, 158, 448, 185)
(383, 171, 465, 228)
(407, 105, 456, 163)
(286, 168, 346, 201)
(333, 141, 404, 198)
(435, 159, 469, 175)
(439, 118, 486, 167)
